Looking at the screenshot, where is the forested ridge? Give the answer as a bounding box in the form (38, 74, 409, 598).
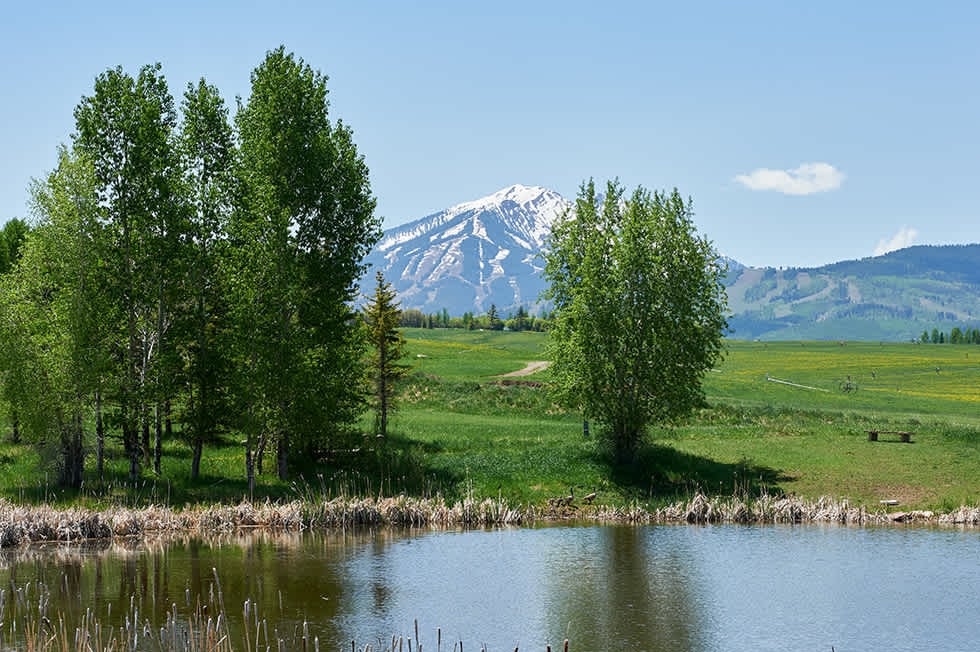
(725, 244, 980, 340)
(0, 47, 383, 490)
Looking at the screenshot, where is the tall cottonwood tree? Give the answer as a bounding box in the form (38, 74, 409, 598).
(544, 180, 727, 462)
(0, 149, 106, 486)
(231, 47, 380, 484)
(363, 272, 409, 438)
(73, 63, 185, 480)
(0, 217, 30, 444)
(73, 64, 185, 480)
(178, 78, 236, 480)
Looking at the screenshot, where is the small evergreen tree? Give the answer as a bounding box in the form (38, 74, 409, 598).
(363, 272, 409, 438)
(513, 305, 529, 331)
(487, 304, 500, 330)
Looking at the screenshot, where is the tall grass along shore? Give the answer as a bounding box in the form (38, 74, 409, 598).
(0, 492, 977, 549)
(0, 574, 565, 652)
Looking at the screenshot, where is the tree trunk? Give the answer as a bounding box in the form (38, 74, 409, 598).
(191, 437, 203, 481)
(277, 434, 288, 481)
(613, 426, 638, 466)
(129, 444, 140, 482)
(60, 415, 85, 488)
(141, 409, 151, 467)
(71, 415, 84, 487)
(378, 353, 389, 437)
(10, 412, 20, 444)
(122, 404, 140, 482)
(154, 279, 166, 476)
(124, 212, 140, 484)
(256, 434, 266, 475)
(379, 387, 388, 438)
(153, 402, 162, 475)
(245, 439, 255, 502)
(377, 346, 387, 437)
(246, 345, 259, 497)
(96, 390, 104, 482)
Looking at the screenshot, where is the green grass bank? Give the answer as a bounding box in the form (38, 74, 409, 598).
(386, 331, 980, 512)
(1, 329, 978, 514)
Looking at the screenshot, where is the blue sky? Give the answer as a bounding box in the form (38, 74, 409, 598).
(2, 1, 977, 268)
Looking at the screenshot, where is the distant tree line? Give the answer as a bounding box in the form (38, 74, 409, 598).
(0, 48, 389, 490)
(824, 244, 980, 285)
(920, 327, 980, 345)
(399, 304, 551, 332)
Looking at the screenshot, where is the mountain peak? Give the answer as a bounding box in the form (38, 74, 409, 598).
(451, 183, 564, 217)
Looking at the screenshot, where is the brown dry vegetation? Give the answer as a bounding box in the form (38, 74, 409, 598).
(0, 492, 977, 550)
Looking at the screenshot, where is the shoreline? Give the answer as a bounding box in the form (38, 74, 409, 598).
(1, 493, 978, 547)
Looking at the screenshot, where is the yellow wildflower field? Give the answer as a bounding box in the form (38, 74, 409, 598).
(705, 340, 979, 422)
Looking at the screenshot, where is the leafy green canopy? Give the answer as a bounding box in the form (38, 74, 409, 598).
(0, 219, 28, 274)
(71, 62, 184, 480)
(0, 47, 382, 488)
(544, 179, 728, 460)
(0, 149, 104, 487)
(230, 47, 381, 480)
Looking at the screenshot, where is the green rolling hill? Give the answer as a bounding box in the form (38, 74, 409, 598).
(725, 244, 980, 341)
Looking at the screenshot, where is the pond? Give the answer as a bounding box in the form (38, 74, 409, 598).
(1, 524, 977, 651)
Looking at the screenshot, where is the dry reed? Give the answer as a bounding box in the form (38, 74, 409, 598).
(0, 489, 974, 550)
(0, 580, 556, 652)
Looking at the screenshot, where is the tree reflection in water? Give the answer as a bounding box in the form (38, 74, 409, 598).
(0, 531, 372, 645)
(0, 527, 703, 650)
(543, 525, 702, 651)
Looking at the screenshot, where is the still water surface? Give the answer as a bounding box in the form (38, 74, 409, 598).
(2, 524, 977, 651)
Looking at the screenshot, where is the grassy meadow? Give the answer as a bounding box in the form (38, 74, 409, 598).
(388, 330, 980, 512)
(1, 329, 978, 513)
(680, 340, 980, 510)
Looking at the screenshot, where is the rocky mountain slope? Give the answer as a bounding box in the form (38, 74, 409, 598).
(364, 184, 567, 314)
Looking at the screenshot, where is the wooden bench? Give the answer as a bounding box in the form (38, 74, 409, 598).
(866, 430, 912, 443)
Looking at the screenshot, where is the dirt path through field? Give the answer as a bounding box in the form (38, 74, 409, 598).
(498, 360, 551, 377)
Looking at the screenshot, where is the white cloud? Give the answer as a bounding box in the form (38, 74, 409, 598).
(874, 226, 919, 256)
(734, 162, 845, 195)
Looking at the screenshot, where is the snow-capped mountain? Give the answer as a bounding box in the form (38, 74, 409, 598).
(363, 184, 569, 315)
(362, 185, 980, 342)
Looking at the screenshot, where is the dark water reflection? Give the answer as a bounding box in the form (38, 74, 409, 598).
(1, 524, 978, 651)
